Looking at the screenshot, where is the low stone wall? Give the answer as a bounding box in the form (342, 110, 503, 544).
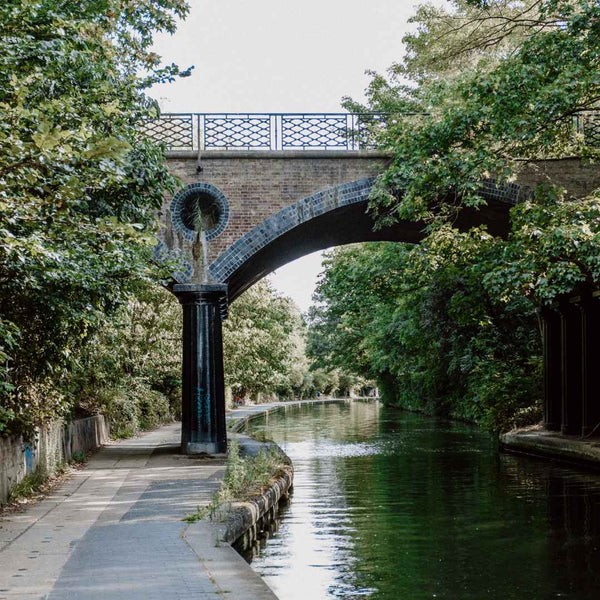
(221, 399, 357, 545)
(0, 415, 109, 505)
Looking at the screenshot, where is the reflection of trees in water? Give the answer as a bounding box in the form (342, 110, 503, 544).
(341, 408, 600, 599)
(247, 402, 600, 599)
(500, 453, 600, 596)
(250, 401, 382, 445)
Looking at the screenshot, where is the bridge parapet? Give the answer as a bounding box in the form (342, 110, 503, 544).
(146, 111, 600, 153)
(146, 112, 392, 152)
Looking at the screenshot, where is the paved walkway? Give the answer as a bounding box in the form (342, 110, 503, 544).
(0, 423, 276, 600)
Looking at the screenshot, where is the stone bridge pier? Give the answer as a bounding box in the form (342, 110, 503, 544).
(150, 113, 600, 453)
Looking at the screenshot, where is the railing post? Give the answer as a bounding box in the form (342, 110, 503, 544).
(198, 113, 205, 152)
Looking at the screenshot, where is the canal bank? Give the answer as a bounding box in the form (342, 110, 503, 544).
(220, 398, 351, 555)
(0, 398, 350, 600)
(500, 425, 600, 469)
(180, 398, 355, 599)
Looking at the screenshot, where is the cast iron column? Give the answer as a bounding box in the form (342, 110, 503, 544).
(173, 283, 228, 454)
(559, 298, 583, 435)
(540, 305, 562, 431)
(581, 292, 600, 436)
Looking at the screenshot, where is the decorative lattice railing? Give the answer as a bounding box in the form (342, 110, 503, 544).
(143, 113, 392, 151)
(573, 111, 600, 147)
(143, 111, 600, 152)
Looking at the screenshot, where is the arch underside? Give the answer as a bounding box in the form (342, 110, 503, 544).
(209, 177, 526, 303)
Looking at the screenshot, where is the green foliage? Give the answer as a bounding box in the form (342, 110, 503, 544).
(485, 187, 600, 305)
(308, 241, 542, 432)
(224, 280, 304, 401)
(216, 439, 287, 503)
(0, 0, 189, 437)
(344, 0, 600, 228)
(320, 0, 600, 433)
(70, 283, 181, 437)
(8, 467, 50, 503)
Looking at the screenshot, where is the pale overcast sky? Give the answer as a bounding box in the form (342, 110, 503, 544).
(150, 0, 443, 311)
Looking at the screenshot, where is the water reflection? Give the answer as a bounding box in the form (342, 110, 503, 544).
(245, 401, 600, 600)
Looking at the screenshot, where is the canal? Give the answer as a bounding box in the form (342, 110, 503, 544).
(243, 400, 600, 600)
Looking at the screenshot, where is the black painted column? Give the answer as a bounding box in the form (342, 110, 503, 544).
(559, 298, 583, 435)
(582, 293, 600, 436)
(173, 283, 228, 454)
(540, 306, 562, 431)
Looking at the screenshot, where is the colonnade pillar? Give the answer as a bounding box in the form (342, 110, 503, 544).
(541, 293, 600, 437)
(541, 306, 562, 431)
(173, 283, 228, 454)
(582, 293, 600, 436)
(560, 299, 583, 434)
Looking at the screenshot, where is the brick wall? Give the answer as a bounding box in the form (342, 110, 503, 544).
(160, 153, 600, 286)
(162, 152, 388, 265)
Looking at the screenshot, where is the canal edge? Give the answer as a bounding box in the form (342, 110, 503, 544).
(184, 398, 352, 599)
(500, 427, 600, 470)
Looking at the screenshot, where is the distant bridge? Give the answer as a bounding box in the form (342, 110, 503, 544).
(151, 112, 600, 456)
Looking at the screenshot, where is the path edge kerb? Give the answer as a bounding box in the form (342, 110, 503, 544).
(184, 398, 351, 600)
(501, 428, 600, 469)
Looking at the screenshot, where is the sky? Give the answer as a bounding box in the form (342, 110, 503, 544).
(149, 0, 440, 311)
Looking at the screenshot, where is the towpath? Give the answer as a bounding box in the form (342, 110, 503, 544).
(0, 422, 277, 600)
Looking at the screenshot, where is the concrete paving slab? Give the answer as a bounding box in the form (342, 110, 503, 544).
(0, 424, 236, 600)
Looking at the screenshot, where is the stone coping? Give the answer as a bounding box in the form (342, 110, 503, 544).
(500, 428, 600, 468)
(217, 434, 293, 545)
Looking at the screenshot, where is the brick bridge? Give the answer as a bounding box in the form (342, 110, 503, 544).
(149, 112, 600, 454)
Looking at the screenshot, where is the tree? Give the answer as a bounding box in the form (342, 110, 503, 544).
(0, 0, 189, 436)
(344, 0, 600, 228)
(308, 240, 542, 431)
(223, 280, 298, 402)
(313, 0, 600, 431)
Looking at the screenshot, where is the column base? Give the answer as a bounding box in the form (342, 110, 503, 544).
(182, 441, 227, 455)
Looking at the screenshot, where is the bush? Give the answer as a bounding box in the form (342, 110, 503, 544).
(96, 382, 173, 439)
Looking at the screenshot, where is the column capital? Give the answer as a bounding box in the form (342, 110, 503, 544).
(173, 283, 228, 319)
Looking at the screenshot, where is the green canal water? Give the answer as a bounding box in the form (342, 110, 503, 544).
(243, 400, 600, 600)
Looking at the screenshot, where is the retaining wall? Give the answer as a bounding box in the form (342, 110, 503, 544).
(0, 415, 109, 505)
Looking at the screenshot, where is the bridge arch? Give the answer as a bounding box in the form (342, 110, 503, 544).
(209, 177, 530, 302)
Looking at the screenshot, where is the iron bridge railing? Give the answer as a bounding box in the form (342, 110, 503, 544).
(143, 111, 600, 152)
(143, 112, 393, 151)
